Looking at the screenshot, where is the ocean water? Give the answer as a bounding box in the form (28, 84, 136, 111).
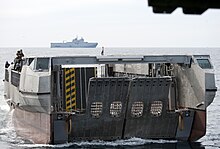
(0, 47, 219, 149)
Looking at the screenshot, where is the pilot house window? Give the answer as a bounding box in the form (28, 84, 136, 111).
(36, 58, 49, 70)
(197, 59, 212, 69)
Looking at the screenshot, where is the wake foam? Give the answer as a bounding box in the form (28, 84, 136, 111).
(0, 109, 25, 145)
(18, 138, 177, 148)
(0, 104, 10, 112)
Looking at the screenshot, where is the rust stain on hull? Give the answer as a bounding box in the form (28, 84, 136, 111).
(12, 108, 51, 144)
(189, 110, 206, 141)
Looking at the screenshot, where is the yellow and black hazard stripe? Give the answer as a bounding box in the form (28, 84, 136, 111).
(64, 68, 76, 112)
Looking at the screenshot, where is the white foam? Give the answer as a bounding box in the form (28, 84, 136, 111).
(73, 138, 177, 146)
(18, 143, 74, 148)
(0, 109, 25, 145)
(18, 138, 177, 148)
(0, 105, 10, 112)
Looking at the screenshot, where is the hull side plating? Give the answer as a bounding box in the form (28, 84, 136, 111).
(189, 110, 206, 141)
(12, 107, 51, 144)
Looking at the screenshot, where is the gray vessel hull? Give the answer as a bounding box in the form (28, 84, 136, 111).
(4, 54, 216, 144)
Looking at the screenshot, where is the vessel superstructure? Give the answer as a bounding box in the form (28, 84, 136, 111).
(3, 53, 217, 144)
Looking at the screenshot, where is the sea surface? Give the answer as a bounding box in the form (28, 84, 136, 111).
(0, 47, 219, 149)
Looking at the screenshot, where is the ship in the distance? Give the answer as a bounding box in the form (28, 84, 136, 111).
(51, 37, 98, 48)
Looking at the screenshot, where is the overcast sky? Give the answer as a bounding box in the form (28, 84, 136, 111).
(0, 0, 220, 47)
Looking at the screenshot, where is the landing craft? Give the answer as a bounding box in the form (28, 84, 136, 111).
(3, 53, 217, 144)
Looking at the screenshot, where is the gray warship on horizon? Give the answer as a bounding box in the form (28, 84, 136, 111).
(3, 52, 217, 144)
(51, 37, 98, 48)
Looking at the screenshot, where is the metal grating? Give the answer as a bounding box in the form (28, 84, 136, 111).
(91, 102, 103, 118)
(150, 101, 163, 117)
(110, 101, 122, 117)
(131, 101, 144, 118)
